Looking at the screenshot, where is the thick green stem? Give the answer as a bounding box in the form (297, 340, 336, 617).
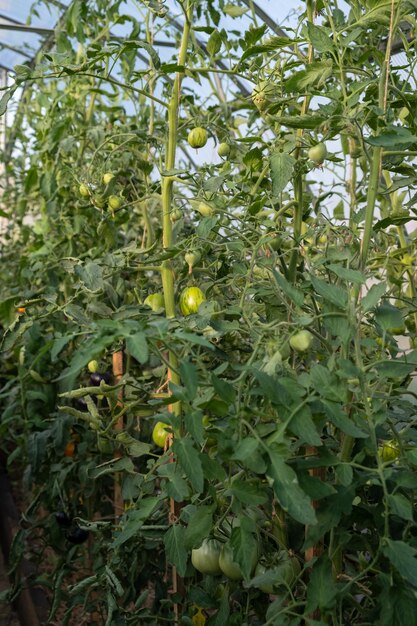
(161, 2, 192, 388)
(359, 146, 382, 271)
(288, 0, 314, 282)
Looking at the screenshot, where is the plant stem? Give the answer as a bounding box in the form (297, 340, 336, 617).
(288, 0, 314, 282)
(160, 2, 192, 389)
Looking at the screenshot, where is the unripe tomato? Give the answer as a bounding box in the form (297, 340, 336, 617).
(217, 142, 231, 157)
(144, 293, 165, 312)
(88, 360, 99, 373)
(379, 440, 400, 462)
(152, 422, 170, 448)
(188, 127, 208, 149)
(197, 202, 214, 217)
(254, 556, 300, 594)
(171, 208, 182, 222)
(251, 81, 274, 111)
(185, 250, 201, 273)
(94, 195, 106, 209)
(191, 539, 222, 575)
(108, 195, 122, 210)
(179, 287, 206, 315)
(103, 172, 114, 185)
(308, 143, 327, 164)
(289, 330, 313, 352)
(79, 183, 90, 197)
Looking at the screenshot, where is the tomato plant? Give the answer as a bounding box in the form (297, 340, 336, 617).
(1, 0, 417, 624)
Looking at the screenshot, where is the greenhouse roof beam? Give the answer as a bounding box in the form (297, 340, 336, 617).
(0, 43, 32, 60)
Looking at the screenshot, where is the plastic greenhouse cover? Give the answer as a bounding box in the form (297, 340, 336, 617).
(0, 0, 300, 72)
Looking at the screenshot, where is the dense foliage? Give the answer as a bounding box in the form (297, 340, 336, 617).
(1, 0, 417, 624)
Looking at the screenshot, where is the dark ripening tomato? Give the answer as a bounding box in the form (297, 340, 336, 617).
(55, 512, 71, 527)
(90, 372, 112, 386)
(66, 527, 89, 544)
(191, 539, 222, 575)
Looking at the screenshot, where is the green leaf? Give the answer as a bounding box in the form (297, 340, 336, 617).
(267, 451, 316, 525)
(373, 360, 415, 379)
(229, 524, 258, 580)
(382, 539, 417, 587)
(179, 360, 198, 400)
(184, 505, 215, 549)
(207, 29, 222, 56)
(311, 364, 347, 403)
(388, 494, 413, 522)
(89, 457, 135, 480)
(335, 463, 353, 486)
(223, 4, 248, 17)
(115, 433, 152, 458)
(211, 373, 235, 403)
(270, 152, 295, 197)
(306, 22, 334, 53)
(229, 479, 268, 505)
(157, 463, 190, 502)
(173, 438, 204, 493)
(125, 332, 148, 364)
(75, 262, 104, 292)
(0, 88, 15, 117)
(366, 127, 417, 147)
(361, 282, 386, 312)
(290, 404, 322, 446)
(326, 264, 365, 284)
(375, 303, 404, 332)
(164, 525, 188, 576)
(298, 473, 337, 500)
(112, 497, 161, 548)
(271, 268, 304, 306)
(306, 556, 337, 612)
(310, 275, 348, 308)
(322, 401, 368, 438)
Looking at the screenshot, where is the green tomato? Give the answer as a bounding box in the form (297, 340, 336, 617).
(191, 539, 222, 575)
(379, 440, 400, 462)
(152, 422, 170, 448)
(197, 202, 214, 217)
(88, 360, 99, 373)
(219, 543, 257, 580)
(108, 195, 122, 210)
(185, 250, 202, 273)
(171, 208, 182, 222)
(179, 286, 206, 316)
(187, 127, 208, 149)
(289, 330, 313, 352)
(103, 172, 115, 185)
(254, 555, 301, 594)
(308, 143, 327, 164)
(144, 293, 165, 312)
(217, 142, 231, 157)
(79, 183, 90, 197)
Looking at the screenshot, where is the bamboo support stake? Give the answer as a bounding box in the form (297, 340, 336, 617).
(113, 350, 124, 519)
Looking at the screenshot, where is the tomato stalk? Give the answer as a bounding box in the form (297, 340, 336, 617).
(160, 2, 193, 617)
(288, 0, 314, 283)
